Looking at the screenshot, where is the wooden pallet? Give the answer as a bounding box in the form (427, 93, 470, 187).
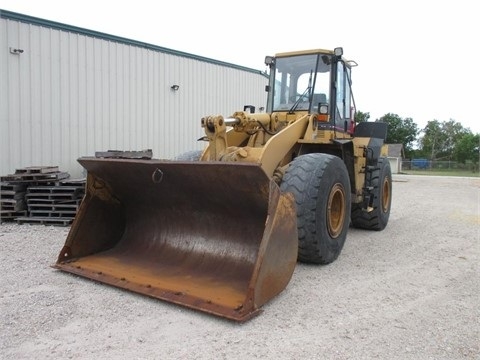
(1, 182, 27, 212)
(26, 186, 84, 201)
(1, 183, 28, 192)
(0, 172, 70, 183)
(15, 216, 73, 226)
(14, 166, 59, 174)
(0, 198, 27, 211)
(0, 165, 70, 183)
(26, 199, 81, 212)
(0, 210, 28, 222)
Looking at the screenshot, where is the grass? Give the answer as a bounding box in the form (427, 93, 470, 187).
(400, 170, 480, 177)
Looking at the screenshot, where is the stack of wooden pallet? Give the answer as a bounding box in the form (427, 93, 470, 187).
(16, 179, 85, 226)
(0, 166, 85, 226)
(0, 183, 28, 221)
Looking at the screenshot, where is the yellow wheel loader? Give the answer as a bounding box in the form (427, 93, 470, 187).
(54, 47, 392, 322)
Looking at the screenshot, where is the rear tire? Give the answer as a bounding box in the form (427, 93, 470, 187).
(351, 157, 392, 230)
(174, 150, 203, 161)
(280, 153, 351, 264)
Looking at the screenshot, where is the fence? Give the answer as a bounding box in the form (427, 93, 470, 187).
(402, 160, 479, 173)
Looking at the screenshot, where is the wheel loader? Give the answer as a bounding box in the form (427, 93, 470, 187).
(53, 47, 392, 322)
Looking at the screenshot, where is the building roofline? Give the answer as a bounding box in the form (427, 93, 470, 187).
(1, 9, 268, 77)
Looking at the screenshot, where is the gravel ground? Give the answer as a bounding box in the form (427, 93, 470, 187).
(1, 174, 479, 360)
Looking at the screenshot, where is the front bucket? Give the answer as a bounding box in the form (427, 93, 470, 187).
(54, 158, 297, 322)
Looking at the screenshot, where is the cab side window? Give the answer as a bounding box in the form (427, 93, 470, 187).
(336, 62, 353, 128)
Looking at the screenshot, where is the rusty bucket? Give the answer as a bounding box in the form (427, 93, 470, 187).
(53, 158, 298, 322)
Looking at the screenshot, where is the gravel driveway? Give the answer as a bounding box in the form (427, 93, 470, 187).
(1, 174, 479, 360)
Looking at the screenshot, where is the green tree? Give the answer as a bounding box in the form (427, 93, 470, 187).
(419, 120, 444, 159)
(355, 110, 370, 123)
(454, 132, 479, 167)
(376, 113, 418, 157)
(420, 119, 469, 160)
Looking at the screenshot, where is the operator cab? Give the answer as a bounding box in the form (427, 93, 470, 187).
(265, 47, 357, 133)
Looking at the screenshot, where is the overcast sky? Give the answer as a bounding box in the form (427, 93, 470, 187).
(2, 0, 479, 134)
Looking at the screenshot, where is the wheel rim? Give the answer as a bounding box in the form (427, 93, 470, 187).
(327, 183, 346, 238)
(381, 177, 391, 213)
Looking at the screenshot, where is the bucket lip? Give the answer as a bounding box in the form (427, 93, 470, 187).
(52, 261, 262, 322)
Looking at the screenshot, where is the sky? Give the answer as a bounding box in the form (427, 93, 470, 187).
(1, 0, 479, 134)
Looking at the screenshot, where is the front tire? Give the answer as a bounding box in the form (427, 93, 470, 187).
(351, 157, 392, 230)
(280, 153, 351, 264)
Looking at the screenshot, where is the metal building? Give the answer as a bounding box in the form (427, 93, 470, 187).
(0, 10, 268, 178)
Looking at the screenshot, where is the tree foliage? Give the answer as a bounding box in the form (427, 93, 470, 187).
(355, 110, 370, 123)
(454, 133, 479, 165)
(419, 119, 470, 160)
(375, 113, 418, 156)
(353, 110, 478, 169)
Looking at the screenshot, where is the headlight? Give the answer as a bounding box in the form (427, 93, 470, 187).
(334, 47, 343, 56)
(264, 56, 275, 66)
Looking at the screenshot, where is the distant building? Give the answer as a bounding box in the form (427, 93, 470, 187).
(386, 143, 405, 173)
(1, 10, 268, 177)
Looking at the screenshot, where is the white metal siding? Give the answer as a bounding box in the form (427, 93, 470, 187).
(0, 17, 268, 178)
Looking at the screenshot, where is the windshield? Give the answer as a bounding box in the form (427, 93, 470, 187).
(272, 53, 331, 112)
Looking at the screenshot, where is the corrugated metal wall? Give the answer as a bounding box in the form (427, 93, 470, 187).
(0, 12, 268, 178)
